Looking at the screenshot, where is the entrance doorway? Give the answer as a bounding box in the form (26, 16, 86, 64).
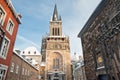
(98, 74, 107, 80)
(54, 79, 59, 80)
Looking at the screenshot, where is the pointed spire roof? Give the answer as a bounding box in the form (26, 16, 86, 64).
(52, 4, 61, 21)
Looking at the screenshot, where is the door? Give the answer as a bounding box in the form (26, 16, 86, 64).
(98, 74, 107, 80)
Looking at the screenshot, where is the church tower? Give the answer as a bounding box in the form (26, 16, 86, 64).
(41, 4, 71, 80)
(50, 4, 62, 36)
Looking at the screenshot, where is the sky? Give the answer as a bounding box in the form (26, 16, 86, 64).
(11, 0, 101, 56)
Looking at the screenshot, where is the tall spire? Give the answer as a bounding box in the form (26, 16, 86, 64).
(50, 4, 62, 36)
(52, 4, 61, 21)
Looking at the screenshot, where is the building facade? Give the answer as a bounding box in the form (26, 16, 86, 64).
(74, 63, 86, 80)
(0, 0, 21, 80)
(21, 46, 42, 70)
(78, 0, 120, 80)
(7, 50, 39, 80)
(41, 4, 71, 80)
(71, 54, 86, 80)
(71, 53, 82, 80)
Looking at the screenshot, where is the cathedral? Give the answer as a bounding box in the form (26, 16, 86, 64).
(41, 4, 71, 80)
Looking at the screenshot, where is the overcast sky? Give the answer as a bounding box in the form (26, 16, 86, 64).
(12, 0, 101, 56)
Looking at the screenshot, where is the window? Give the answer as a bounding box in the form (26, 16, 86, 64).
(0, 5, 6, 25)
(34, 51, 36, 54)
(0, 28, 4, 50)
(28, 70, 29, 76)
(22, 68, 24, 75)
(0, 37, 10, 59)
(0, 64, 8, 80)
(6, 19, 14, 35)
(55, 73, 59, 77)
(52, 28, 55, 35)
(58, 28, 60, 35)
(10, 62, 14, 72)
(25, 69, 27, 75)
(15, 65, 19, 74)
(55, 28, 57, 36)
(53, 58, 59, 69)
(0, 69, 5, 80)
(28, 51, 30, 54)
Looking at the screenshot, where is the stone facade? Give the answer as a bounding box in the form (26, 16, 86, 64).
(41, 4, 71, 80)
(78, 0, 120, 80)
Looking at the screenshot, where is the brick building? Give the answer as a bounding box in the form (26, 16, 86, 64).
(78, 0, 120, 80)
(7, 50, 40, 80)
(21, 46, 42, 70)
(0, 0, 21, 80)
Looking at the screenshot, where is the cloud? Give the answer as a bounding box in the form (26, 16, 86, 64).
(13, 0, 102, 56)
(12, 0, 52, 20)
(61, 0, 101, 55)
(16, 35, 41, 49)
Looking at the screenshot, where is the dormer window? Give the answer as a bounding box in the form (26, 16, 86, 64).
(34, 51, 36, 54)
(28, 51, 30, 54)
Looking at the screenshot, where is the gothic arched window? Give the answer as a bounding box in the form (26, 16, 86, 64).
(58, 28, 60, 36)
(55, 28, 57, 36)
(53, 58, 59, 69)
(52, 28, 54, 35)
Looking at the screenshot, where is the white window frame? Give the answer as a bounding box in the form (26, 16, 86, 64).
(28, 70, 29, 76)
(6, 18, 14, 35)
(0, 64, 8, 80)
(0, 4, 7, 26)
(0, 36, 10, 59)
(22, 68, 24, 75)
(25, 69, 27, 75)
(0, 28, 4, 51)
(15, 65, 19, 74)
(10, 62, 15, 72)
